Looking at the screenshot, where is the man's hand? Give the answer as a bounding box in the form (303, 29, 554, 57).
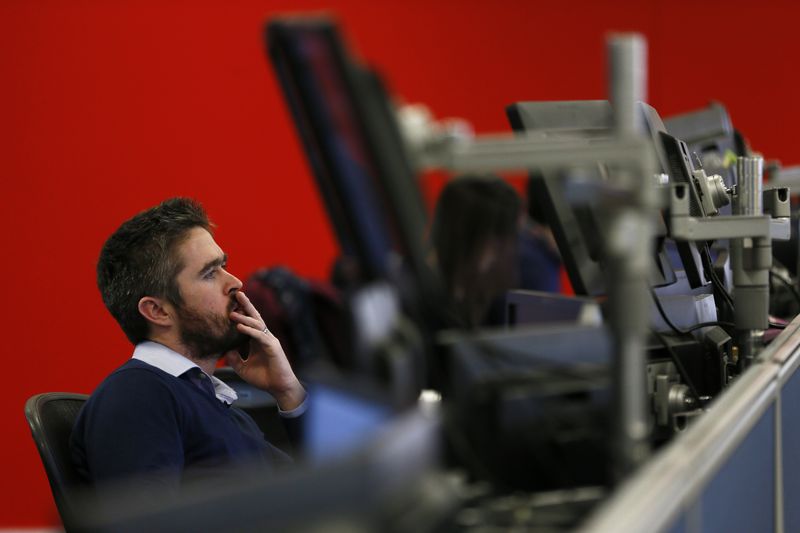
(224, 291, 306, 411)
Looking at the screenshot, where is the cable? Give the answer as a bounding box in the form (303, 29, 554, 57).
(649, 287, 683, 336)
(648, 283, 741, 407)
(652, 329, 702, 402)
(700, 243, 735, 317)
(649, 286, 735, 403)
(770, 269, 800, 309)
(649, 287, 733, 336)
(684, 320, 736, 333)
(698, 247, 796, 331)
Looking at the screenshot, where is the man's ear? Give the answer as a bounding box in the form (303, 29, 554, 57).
(138, 296, 174, 328)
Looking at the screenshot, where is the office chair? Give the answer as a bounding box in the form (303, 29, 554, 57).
(24, 392, 88, 527)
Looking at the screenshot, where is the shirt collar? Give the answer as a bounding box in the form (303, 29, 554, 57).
(132, 341, 238, 405)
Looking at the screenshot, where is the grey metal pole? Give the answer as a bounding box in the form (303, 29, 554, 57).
(732, 156, 769, 369)
(606, 33, 652, 479)
(609, 34, 647, 138)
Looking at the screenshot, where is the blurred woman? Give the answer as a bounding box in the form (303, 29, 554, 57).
(429, 174, 523, 328)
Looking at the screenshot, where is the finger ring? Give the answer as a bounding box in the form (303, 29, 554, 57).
(262, 325, 269, 334)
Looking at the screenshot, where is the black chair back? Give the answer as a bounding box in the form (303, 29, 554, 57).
(24, 392, 88, 526)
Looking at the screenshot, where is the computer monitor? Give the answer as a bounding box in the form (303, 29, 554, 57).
(507, 100, 708, 297)
(266, 18, 433, 298)
(664, 102, 743, 191)
(438, 324, 613, 491)
(266, 16, 448, 400)
(657, 128, 715, 289)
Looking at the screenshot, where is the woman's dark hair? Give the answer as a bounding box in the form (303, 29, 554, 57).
(430, 175, 521, 327)
(97, 197, 212, 344)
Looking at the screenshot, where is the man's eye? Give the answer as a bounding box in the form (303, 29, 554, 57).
(203, 269, 216, 279)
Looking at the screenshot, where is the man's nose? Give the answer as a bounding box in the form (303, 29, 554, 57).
(225, 270, 243, 293)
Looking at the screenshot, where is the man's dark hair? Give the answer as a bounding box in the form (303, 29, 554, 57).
(97, 197, 212, 344)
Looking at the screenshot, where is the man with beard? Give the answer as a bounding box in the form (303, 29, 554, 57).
(70, 197, 307, 489)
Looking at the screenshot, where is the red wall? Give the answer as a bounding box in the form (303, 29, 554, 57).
(3, 0, 799, 527)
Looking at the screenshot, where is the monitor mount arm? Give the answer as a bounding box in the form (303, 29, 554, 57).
(399, 35, 657, 479)
(668, 157, 791, 368)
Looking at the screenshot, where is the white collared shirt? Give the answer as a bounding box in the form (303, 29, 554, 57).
(133, 341, 239, 404)
(132, 341, 307, 418)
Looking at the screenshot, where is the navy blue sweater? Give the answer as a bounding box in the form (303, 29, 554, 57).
(70, 359, 297, 489)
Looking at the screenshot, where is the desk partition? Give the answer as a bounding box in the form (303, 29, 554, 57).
(581, 317, 800, 533)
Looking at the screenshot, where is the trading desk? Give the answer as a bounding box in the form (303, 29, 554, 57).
(581, 315, 800, 533)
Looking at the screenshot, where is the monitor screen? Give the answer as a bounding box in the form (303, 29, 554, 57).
(266, 16, 445, 397)
(303, 379, 393, 462)
(267, 18, 430, 291)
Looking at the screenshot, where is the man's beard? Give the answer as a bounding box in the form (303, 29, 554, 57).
(174, 298, 247, 361)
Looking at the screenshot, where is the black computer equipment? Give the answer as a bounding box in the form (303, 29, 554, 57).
(657, 129, 717, 290)
(505, 101, 732, 449)
(439, 324, 613, 492)
(507, 100, 710, 296)
(266, 17, 447, 397)
(664, 102, 743, 190)
(267, 18, 434, 299)
(665, 104, 800, 320)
